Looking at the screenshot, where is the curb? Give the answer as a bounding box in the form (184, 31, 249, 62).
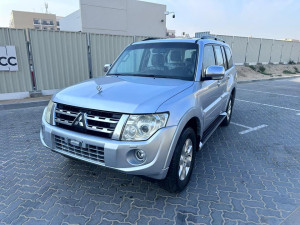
(0, 100, 49, 111)
(237, 75, 300, 84)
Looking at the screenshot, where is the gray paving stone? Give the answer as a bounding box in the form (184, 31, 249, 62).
(211, 210, 223, 225)
(223, 211, 247, 221)
(1, 79, 300, 224)
(244, 207, 260, 223)
(186, 214, 211, 224)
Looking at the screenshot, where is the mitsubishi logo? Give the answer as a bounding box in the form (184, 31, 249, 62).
(72, 113, 86, 127)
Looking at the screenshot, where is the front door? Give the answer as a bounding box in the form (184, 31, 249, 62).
(198, 44, 224, 130)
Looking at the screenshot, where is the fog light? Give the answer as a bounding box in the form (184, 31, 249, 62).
(135, 149, 146, 161)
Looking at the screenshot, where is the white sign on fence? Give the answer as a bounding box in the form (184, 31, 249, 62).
(0, 46, 18, 71)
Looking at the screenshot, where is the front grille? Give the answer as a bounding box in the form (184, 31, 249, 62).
(54, 135, 105, 163)
(54, 103, 122, 139)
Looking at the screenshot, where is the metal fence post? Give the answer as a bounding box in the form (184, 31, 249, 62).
(27, 29, 37, 91)
(244, 37, 249, 64)
(257, 38, 262, 64)
(87, 33, 93, 79)
(289, 43, 294, 63)
(269, 40, 274, 64)
(279, 43, 284, 64)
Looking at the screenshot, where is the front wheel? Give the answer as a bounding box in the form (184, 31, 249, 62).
(221, 95, 234, 126)
(160, 127, 196, 193)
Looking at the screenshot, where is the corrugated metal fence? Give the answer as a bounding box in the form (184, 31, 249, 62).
(0, 28, 148, 95)
(1, 27, 300, 96)
(90, 34, 133, 77)
(216, 34, 300, 65)
(0, 28, 32, 94)
(29, 30, 90, 90)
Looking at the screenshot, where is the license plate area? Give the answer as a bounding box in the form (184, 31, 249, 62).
(69, 139, 82, 147)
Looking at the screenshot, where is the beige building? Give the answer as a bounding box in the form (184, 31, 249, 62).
(9, 10, 59, 31)
(60, 0, 167, 37)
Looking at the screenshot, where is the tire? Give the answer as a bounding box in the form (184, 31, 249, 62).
(221, 94, 234, 126)
(160, 127, 196, 193)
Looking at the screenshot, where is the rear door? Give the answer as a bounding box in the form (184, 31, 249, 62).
(214, 45, 228, 111)
(221, 46, 236, 112)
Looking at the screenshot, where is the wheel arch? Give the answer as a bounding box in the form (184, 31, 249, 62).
(183, 117, 201, 150)
(163, 111, 203, 171)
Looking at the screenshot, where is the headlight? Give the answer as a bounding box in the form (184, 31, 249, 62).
(121, 113, 168, 141)
(44, 100, 54, 124)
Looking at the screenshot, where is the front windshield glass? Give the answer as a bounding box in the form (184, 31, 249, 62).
(108, 42, 198, 81)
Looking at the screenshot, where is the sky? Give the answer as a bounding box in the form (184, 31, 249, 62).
(0, 0, 299, 40)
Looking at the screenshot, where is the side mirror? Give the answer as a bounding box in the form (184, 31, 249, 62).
(103, 64, 111, 73)
(205, 65, 225, 80)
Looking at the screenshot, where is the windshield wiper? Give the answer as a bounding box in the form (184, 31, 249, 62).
(108, 73, 160, 78)
(107, 73, 128, 76)
(108, 73, 189, 80)
(134, 74, 174, 79)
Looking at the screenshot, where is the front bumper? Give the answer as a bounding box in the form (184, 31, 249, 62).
(40, 110, 177, 179)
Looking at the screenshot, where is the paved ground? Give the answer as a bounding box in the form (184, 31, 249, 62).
(1, 77, 300, 225)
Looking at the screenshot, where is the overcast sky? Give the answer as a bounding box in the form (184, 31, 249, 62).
(1, 0, 299, 40)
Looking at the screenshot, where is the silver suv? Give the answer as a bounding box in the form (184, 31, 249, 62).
(40, 36, 237, 192)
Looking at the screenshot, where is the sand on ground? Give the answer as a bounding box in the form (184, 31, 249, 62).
(236, 64, 300, 81)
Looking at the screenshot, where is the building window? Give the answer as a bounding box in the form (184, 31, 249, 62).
(57, 28, 60, 31)
(56, 21, 60, 26)
(43, 27, 48, 30)
(42, 20, 47, 25)
(34, 25, 40, 29)
(49, 20, 54, 25)
(33, 19, 40, 24)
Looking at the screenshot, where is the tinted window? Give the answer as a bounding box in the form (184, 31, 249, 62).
(221, 46, 228, 70)
(33, 19, 40, 24)
(202, 45, 215, 75)
(225, 46, 233, 68)
(214, 46, 225, 67)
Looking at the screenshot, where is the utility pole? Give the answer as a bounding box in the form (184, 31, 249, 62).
(45, 2, 48, 14)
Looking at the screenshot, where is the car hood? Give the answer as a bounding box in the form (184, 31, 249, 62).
(53, 76, 193, 114)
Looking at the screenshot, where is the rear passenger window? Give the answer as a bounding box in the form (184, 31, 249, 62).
(225, 46, 233, 69)
(214, 46, 225, 68)
(202, 45, 215, 75)
(221, 47, 228, 70)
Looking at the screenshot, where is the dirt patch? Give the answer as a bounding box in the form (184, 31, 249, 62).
(236, 64, 300, 81)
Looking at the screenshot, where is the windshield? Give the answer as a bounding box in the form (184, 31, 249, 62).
(108, 42, 198, 81)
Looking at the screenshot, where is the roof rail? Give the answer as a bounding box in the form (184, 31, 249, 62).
(200, 35, 225, 43)
(142, 37, 161, 41)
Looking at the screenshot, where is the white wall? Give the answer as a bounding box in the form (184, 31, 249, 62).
(80, 0, 127, 35)
(60, 10, 82, 32)
(126, 0, 166, 37)
(74, 0, 166, 37)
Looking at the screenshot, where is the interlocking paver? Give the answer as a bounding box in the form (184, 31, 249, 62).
(1, 78, 300, 224)
(211, 210, 223, 225)
(244, 206, 260, 223)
